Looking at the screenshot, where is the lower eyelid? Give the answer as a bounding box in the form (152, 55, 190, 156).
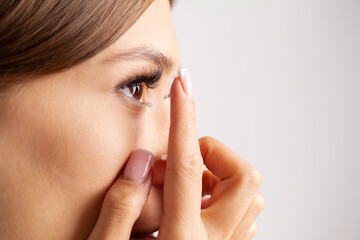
(116, 92, 149, 110)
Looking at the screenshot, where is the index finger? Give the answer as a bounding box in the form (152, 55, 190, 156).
(162, 68, 203, 227)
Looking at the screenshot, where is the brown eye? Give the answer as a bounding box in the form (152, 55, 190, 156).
(120, 82, 146, 102)
(130, 83, 143, 100)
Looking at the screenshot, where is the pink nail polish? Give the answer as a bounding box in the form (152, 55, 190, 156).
(180, 68, 193, 97)
(123, 149, 154, 183)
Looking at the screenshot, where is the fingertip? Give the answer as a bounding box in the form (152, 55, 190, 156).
(179, 67, 192, 97)
(168, 67, 198, 149)
(123, 149, 154, 184)
(169, 67, 193, 100)
(169, 75, 184, 100)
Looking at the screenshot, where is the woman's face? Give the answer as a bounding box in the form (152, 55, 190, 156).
(0, 0, 179, 238)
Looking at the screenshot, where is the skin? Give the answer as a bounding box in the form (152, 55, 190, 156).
(0, 0, 264, 239)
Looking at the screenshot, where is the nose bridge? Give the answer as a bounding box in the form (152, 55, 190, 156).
(137, 101, 170, 157)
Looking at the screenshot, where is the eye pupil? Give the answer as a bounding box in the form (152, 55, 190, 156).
(130, 83, 143, 100)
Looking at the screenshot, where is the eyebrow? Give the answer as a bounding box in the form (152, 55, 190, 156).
(104, 46, 175, 73)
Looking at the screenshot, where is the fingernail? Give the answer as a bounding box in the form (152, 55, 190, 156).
(164, 74, 176, 99)
(123, 149, 154, 183)
(179, 67, 193, 97)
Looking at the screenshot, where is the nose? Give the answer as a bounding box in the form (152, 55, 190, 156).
(147, 99, 170, 154)
(135, 96, 170, 185)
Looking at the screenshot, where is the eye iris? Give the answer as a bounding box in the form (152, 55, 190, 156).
(130, 83, 143, 100)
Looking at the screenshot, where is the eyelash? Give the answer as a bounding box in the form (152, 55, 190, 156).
(114, 69, 162, 108)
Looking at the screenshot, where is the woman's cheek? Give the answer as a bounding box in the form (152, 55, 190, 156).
(3, 65, 155, 236)
(49, 95, 145, 194)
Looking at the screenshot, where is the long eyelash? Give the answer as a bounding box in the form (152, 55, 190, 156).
(114, 68, 162, 108)
(118, 68, 162, 90)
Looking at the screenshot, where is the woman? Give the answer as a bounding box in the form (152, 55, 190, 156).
(0, 0, 264, 239)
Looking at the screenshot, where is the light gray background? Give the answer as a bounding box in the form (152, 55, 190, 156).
(172, 0, 360, 239)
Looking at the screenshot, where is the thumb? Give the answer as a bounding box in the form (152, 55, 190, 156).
(88, 149, 154, 240)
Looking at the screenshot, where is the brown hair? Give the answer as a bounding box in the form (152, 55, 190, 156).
(0, 0, 175, 90)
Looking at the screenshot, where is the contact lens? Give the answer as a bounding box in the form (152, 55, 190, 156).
(163, 74, 176, 99)
(164, 68, 188, 99)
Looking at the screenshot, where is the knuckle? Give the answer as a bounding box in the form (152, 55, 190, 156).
(242, 165, 263, 189)
(103, 182, 140, 214)
(173, 151, 203, 179)
(253, 192, 266, 212)
(199, 136, 217, 150)
(200, 136, 216, 144)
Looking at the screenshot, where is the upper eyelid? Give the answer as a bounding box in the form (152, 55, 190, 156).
(116, 68, 163, 91)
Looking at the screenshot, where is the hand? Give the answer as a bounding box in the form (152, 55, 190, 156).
(87, 68, 265, 240)
(88, 149, 154, 240)
(157, 68, 265, 240)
